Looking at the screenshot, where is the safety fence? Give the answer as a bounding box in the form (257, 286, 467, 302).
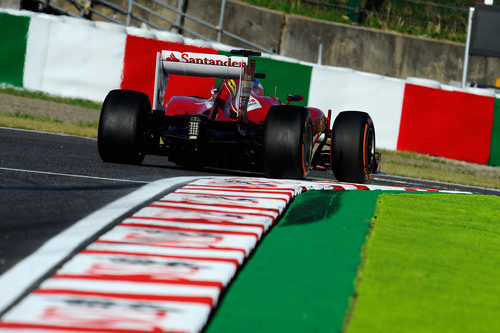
(0, 9, 499, 166)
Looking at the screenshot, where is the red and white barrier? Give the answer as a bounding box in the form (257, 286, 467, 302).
(3, 9, 497, 165)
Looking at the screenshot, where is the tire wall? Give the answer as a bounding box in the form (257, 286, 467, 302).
(0, 9, 499, 166)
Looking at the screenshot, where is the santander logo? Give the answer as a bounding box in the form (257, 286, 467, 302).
(164, 51, 245, 67)
(165, 53, 179, 62)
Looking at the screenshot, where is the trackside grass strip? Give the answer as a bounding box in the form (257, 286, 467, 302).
(0, 113, 98, 138)
(0, 87, 101, 110)
(206, 190, 382, 332)
(346, 193, 500, 332)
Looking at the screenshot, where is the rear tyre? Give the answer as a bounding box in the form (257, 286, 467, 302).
(331, 111, 375, 183)
(97, 89, 151, 165)
(263, 106, 313, 179)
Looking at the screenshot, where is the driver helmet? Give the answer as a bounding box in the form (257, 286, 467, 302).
(253, 79, 265, 96)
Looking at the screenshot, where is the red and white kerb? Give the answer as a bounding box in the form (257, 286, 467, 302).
(0, 177, 460, 332)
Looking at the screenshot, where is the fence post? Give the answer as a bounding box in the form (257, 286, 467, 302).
(317, 43, 323, 65)
(175, 0, 185, 33)
(462, 7, 474, 89)
(348, 0, 362, 23)
(217, 0, 227, 43)
(126, 0, 133, 26)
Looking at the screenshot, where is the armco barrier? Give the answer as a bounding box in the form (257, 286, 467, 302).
(0, 9, 499, 167)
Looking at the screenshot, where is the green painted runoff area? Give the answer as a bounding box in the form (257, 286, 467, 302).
(346, 193, 500, 332)
(0, 13, 29, 88)
(219, 50, 312, 106)
(488, 98, 500, 166)
(206, 190, 380, 332)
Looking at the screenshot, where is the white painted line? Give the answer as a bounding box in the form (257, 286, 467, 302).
(0, 167, 149, 184)
(0, 126, 97, 140)
(370, 177, 410, 185)
(0, 176, 202, 315)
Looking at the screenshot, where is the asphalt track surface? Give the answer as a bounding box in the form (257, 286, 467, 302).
(0, 126, 498, 277)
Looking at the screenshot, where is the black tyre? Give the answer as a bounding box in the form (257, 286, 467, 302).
(97, 89, 151, 164)
(263, 106, 313, 179)
(331, 111, 375, 183)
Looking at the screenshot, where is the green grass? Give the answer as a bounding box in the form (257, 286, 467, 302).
(345, 193, 500, 332)
(241, 0, 500, 42)
(0, 86, 101, 110)
(0, 112, 98, 137)
(379, 149, 500, 189)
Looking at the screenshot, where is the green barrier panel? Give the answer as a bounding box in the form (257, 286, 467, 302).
(206, 190, 380, 332)
(0, 13, 29, 87)
(488, 98, 500, 166)
(346, 193, 500, 332)
(219, 51, 312, 106)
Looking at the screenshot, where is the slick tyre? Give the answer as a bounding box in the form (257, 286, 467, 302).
(263, 106, 313, 179)
(331, 111, 375, 183)
(97, 89, 150, 165)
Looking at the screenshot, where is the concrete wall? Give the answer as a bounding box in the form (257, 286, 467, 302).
(183, 0, 282, 53)
(182, 0, 500, 86)
(0, 0, 19, 9)
(280, 13, 500, 85)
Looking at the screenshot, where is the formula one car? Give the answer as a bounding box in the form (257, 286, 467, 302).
(97, 49, 379, 183)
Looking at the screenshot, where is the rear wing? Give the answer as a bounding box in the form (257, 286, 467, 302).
(153, 50, 257, 123)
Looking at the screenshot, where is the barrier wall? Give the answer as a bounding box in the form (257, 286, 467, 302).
(0, 9, 498, 167)
(397, 84, 494, 165)
(308, 66, 405, 151)
(231, 52, 312, 107)
(489, 99, 500, 166)
(24, 15, 126, 101)
(0, 13, 29, 87)
(121, 35, 219, 106)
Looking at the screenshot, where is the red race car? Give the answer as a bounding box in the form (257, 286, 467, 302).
(97, 49, 379, 182)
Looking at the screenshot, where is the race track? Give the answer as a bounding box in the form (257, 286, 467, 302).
(0, 126, 497, 277)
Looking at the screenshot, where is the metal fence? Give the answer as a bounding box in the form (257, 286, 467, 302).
(25, 0, 275, 53)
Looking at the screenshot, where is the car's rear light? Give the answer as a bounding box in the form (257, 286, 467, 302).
(189, 117, 201, 139)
